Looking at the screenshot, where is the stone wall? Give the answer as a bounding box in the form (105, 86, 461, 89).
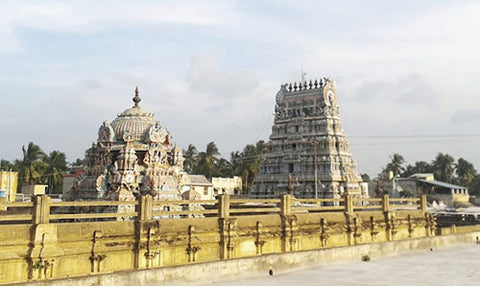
(23, 230, 480, 286)
(0, 194, 436, 285)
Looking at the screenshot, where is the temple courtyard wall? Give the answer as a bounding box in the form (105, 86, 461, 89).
(0, 194, 478, 285)
(21, 230, 480, 286)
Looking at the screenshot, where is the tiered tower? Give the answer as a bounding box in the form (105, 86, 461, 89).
(64, 88, 187, 202)
(251, 78, 368, 199)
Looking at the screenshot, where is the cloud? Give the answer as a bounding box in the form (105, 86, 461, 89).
(349, 73, 438, 106)
(0, 0, 236, 54)
(186, 50, 258, 106)
(79, 79, 102, 90)
(450, 109, 480, 124)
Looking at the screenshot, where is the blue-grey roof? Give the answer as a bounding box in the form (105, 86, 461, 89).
(416, 179, 467, 190)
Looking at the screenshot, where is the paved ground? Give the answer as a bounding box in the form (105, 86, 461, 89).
(213, 244, 480, 286)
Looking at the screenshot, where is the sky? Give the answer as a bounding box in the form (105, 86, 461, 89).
(1, 0, 480, 177)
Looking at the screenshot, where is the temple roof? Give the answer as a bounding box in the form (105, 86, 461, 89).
(107, 87, 163, 143)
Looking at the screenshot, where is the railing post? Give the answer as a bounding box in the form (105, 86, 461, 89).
(134, 195, 156, 269)
(344, 194, 355, 245)
(382, 194, 390, 213)
(280, 194, 292, 217)
(382, 194, 395, 241)
(420, 194, 427, 213)
(280, 194, 297, 252)
(28, 195, 55, 280)
(139, 195, 153, 221)
(218, 194, 230, 218)
(344, 194, 354, 214)
(217, 194, 231, 260)
(33, 195, 50, 225)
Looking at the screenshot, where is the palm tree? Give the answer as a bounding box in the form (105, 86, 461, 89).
(1, 159, 15, 170)
(383, 153, 405, 177)
(403, 161, 432, 177)
(195, 142, 220, 179)
(215, 158, 233, 178)
(454, 158, 477, 188)
(432, 153, 455, 182)
(20, 142, 46, 185)
(182, 144, 198, 173)
(43, 150, 67, 194)
(67, 158, 84, 173)
(231, 141, 267, 192)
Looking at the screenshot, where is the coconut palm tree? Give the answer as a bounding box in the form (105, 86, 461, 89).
(432, 153, 455, 182)
(383, 153, 406, 177)
(20, 142, 46, 185)
(403, 161, 433, 177)
(195, 142, 220, 179)
(231, 141, 267, 192)
(454, 158, 477, 188)
(43, 150, 67, 194)
(215, 158, 233, 178)
(182, 144, 198, 173)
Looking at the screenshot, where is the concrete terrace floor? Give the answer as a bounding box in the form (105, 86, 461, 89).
(213, 244, 480, 286)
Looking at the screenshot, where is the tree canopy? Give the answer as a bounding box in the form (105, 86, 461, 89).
(379, 152, 480, 195)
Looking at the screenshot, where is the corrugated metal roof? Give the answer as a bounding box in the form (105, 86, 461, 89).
(417, 179, 467, 190)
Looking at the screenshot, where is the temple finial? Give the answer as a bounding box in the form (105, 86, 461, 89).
(133, 86, 141, 106)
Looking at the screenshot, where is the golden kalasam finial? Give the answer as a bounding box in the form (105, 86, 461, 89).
(133, 86, 141, 106)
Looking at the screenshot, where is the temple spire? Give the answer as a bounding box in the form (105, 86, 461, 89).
(133, 86, 141, 106)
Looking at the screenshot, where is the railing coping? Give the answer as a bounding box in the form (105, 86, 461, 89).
(0, 194, 426, 225)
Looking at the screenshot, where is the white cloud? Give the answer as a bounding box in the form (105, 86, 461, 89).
(0, 0, 236, 53)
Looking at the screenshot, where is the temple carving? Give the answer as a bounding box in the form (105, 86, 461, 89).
(64, 87, 186, 201)
(251, 78, 368, 199)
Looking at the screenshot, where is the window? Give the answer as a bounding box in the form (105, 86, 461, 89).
(288, 163, 294, 173)
(204, 187, 208, 195)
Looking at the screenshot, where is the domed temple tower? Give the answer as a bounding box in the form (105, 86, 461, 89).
(251, 78, 368, 199)
(64, 87, 187, 202)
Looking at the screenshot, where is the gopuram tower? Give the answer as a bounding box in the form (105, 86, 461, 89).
(64, 87, 187, 202)
(251, 78, 368, 200)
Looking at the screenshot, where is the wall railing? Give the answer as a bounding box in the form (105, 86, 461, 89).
(0, 194, 427, 224)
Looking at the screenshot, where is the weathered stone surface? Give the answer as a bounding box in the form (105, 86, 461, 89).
(252, 78, 367, 199)
(63, 88, 186, 202)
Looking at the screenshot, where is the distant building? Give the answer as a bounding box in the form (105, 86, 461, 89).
(211, 176, 242, 196)
(252, 78, 368, 199)
(0, 171, 18, 202)
(182, 175, 214, 200)
(62, 169, 83, 195)
(396, 173, 469, 206)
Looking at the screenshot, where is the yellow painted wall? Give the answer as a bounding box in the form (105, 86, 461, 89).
(0, 195, 443, 285)
(0, 171, 18, 202)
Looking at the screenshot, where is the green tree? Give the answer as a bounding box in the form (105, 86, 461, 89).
(0, 159, 16, 171)
(20, 142, 46, 185)
(454, 158, 477, 188)
(402, 161, 432, 177)
(360, 173, 370, 183)
(432, 153, 455, 182)
(231, 141, 267, 192)
(67, 158, 84, 173)
(43, 150, 67, 194)
(470, 174, 480, 196)
(215, 158, 233, 178)
(195, 142, 220, 179)
(383, 153, 406, 177)
(182, 144, 198, 174)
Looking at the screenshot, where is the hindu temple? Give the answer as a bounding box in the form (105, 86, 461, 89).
(251, 78, 368, 199)
(63, 87, 187, 202)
